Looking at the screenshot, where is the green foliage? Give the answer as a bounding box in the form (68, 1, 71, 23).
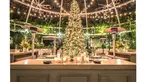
(20, 40, 30, 48)
(96, 40, 102, 48)
(35, 42, 44, 49)
(10, 31, 25, 49)
(41, 25, 51, 34)
(119, 23, 136, 49)
(95, 23, 108, 34)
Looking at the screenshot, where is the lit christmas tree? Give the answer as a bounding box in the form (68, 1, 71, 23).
(63, 0, 87, 57)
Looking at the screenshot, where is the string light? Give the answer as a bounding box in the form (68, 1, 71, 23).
(10, 9, 14, 13)
(14, 0, 63, 15)
(30, 13, 32, 16)
(54, 0, 57, 3)
(14, 0, 133, 17)
(81, 0, 95, 12)
(53, 0, 68, 13)
(90, 2, 93, 5)
(129, 12, 132, 14)
(13, 0, 135, 20)
(17, 11, 20, 14)
(23, 12, 26, 15)
(13, 6, 16, 9)
(110, 11, 114, 14)
(82, 0, 133, 16)
(34, 13, 36, 16)
(33, 11, 134, 20)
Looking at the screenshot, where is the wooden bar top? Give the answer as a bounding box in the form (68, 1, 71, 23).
(11, 59, 136, 70)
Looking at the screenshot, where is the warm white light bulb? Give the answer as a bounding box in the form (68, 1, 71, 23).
(13, 6, 16, 9)
(18, 12, 20, 14)
(129, 12, 132, 14)
(10, 9, 13, 13)
(111, 12, 113, 14)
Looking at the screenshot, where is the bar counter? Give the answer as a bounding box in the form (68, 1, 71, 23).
(11, 59, 135, 70)
(11, 59, 136, 82)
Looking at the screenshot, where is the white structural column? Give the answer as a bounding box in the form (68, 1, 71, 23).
(32, 32, 36, 58)
(84, 0, 88, 33)
(59, 0, 64, 33)
(106, 0, 109, 8)
(112, 33, 116, 58)
(111, 0, 121, 27)
(25, 0, 35, 23)
(54, 38, 56, 55)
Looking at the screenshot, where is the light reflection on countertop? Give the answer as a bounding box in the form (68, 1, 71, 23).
(11, 59, 135, 65)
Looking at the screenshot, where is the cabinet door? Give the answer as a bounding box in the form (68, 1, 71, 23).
(98, 73, 135, 82)
(11, 72, 49, 82)
(17, 75, 49, 82)
(58, 74, 90, 82)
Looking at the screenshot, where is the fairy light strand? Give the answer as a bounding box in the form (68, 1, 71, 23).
(13, 0, 135, 19)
